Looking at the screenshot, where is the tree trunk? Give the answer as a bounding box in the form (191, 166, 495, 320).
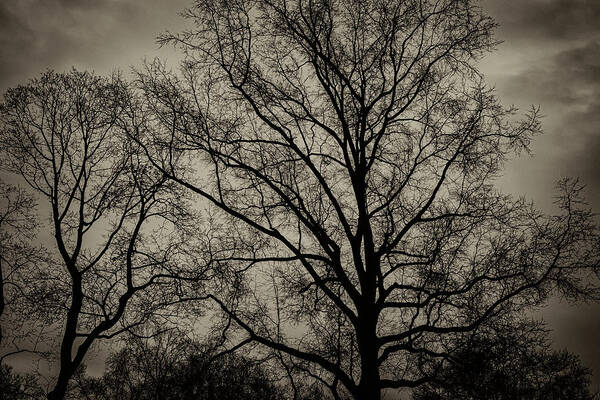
(357, 371, 382, 400)
(47, 273, 82, 400)
(47, 372, 70, 400)
(357, 308, 381, 400)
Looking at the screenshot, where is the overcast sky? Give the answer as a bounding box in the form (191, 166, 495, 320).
(479, 1, 600, 390)
(1, 0, 599, 390)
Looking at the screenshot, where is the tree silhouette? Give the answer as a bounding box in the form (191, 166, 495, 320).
(412, 319, 598, 400)
(0, 70, 201, 400)
(132, 0, 600, 399)
(0, 364, 44, 400)
(70, 331, 322, 400)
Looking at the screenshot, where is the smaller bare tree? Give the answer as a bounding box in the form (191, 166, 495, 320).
(0, 70, 204, 400)
(412, 318, 598, 400)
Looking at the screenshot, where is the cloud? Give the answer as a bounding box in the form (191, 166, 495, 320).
(518, 41, 600, 197)
(555, 41, 600, 84)
(486, 36, 600, 208)
(0, 0, 189, 93)
(484, 0, 600, 42)
(482, 3, 600, 385)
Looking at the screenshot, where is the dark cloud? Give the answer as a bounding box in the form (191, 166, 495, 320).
(554, 41, 600, 88)
(480, 1, 600, 210)
(559, 102, 600, 198)
(482, 1, 600, 388)
(502, 40, 600, 102)
(0, 0, 189, 93)
(484, 0, 600, 42)
(497, 40, 600, 206)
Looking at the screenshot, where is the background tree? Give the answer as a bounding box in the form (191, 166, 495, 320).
(412, 319, 598, 400)
(0, 70, 201, 400)
(0, 364, 45, 400)
(135, 0, 600, 399)
(70, 331, 322, 400)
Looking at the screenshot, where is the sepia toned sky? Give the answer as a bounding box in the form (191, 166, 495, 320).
(480, 0, 600, 390)
(1, 0, 599, 389)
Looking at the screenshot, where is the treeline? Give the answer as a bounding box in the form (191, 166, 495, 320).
(2, 327, 597, 399)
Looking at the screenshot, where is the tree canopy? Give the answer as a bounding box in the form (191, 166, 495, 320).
(0, 70, 204, 400)
(131, 0, 600, 398)
(70, 332, 322, 400)
(412, 319, 598, 400)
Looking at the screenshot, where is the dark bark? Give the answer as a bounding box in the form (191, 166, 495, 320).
(47, 369, 73, 400)
(356, 307, 381, 400)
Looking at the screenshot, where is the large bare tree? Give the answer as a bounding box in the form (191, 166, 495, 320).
(133, 0, 600, 399)
(0, 70, 201, 400)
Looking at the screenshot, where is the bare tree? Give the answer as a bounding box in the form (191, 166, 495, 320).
(0, 363, 45, 400)
(133, 0, 600, 399)
(0, 70, 200, 400)
(412, 319, 598, 400)
(71, 330, 291, 400)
